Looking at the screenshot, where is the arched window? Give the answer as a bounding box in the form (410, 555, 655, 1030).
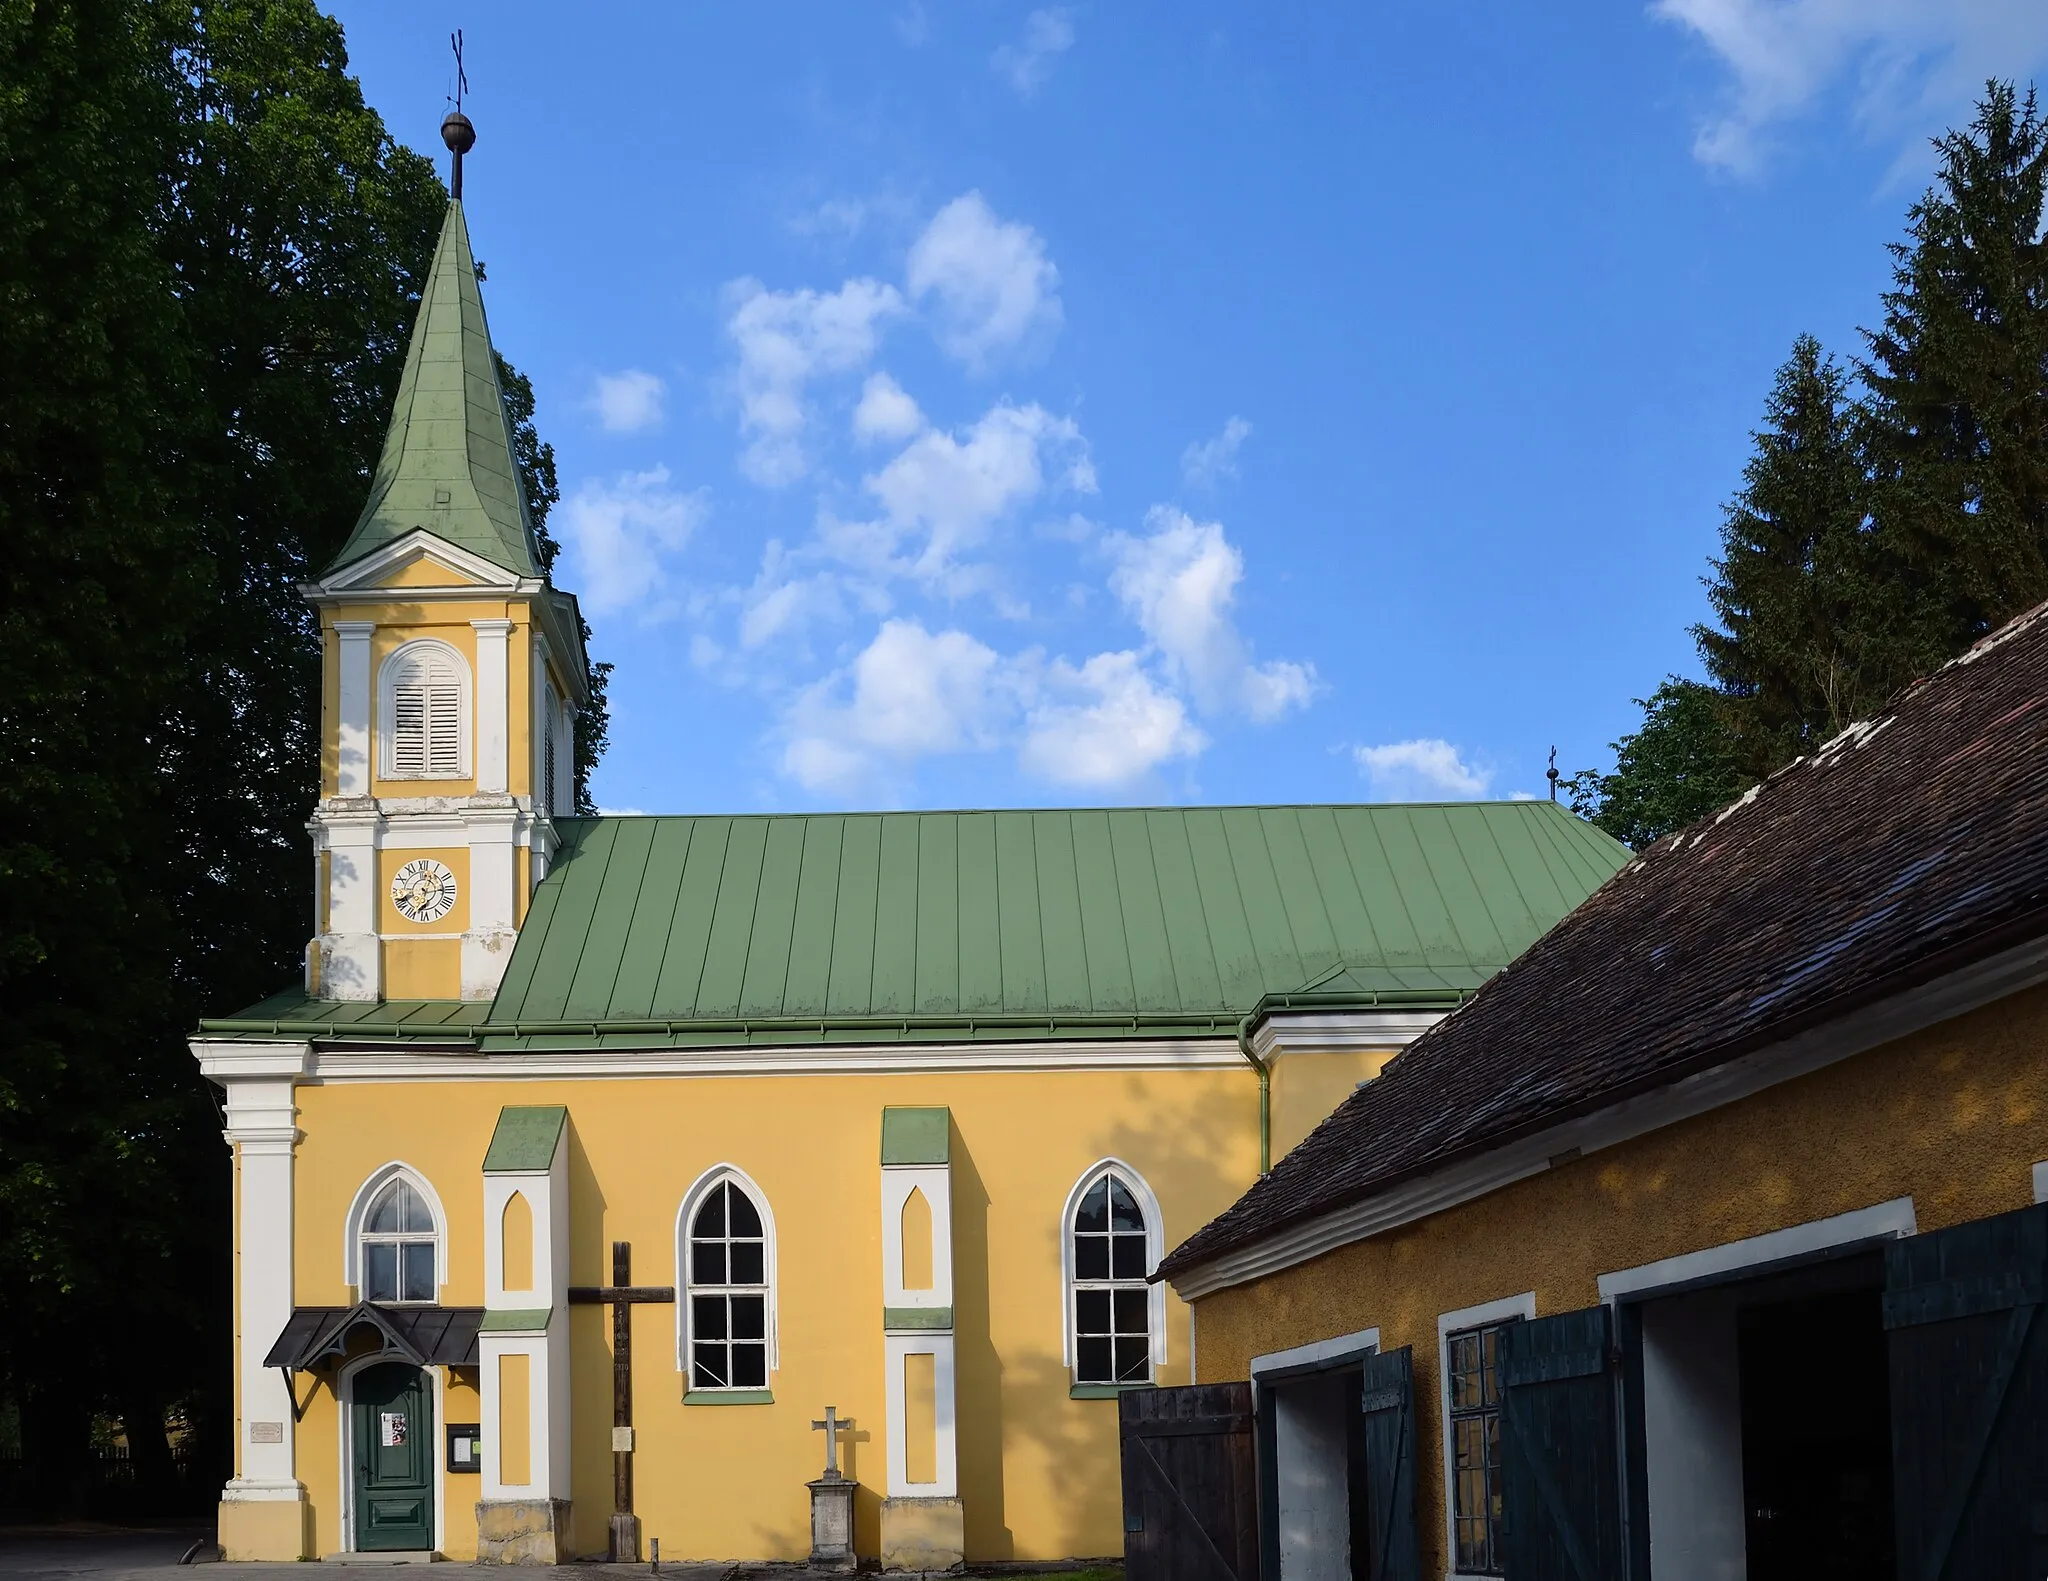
(678, 1169, 776, 1393)
(380, 640, 469, 779)
(1062, 1162, 1166, 1387)
(358, 1175, 439, 1304)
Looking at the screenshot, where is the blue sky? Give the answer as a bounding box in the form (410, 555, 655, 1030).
(329, 1, 2048, 814)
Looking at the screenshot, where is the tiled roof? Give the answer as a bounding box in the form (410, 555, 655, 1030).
(328, 200, 541, 576)
(1160, 601, 2048, 1283)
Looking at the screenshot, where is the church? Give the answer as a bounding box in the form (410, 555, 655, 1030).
(192, 184, 1628, 1568)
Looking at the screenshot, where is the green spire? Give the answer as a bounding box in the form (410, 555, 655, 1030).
(329, 200, 541, 577)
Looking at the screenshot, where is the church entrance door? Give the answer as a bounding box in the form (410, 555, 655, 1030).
(350, 1362, 435, 1552)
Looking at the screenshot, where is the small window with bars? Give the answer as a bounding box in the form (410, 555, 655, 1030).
(383, 643, 466, 779)
(1071, 1173, 1154, 1385)
(1447, 1319, 1515, 1575)
(687, 1178, 770, 1391)
(360, 1176, 437, 1304)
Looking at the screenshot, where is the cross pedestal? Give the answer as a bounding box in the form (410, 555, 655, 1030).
(807, 1407, 856, 1572)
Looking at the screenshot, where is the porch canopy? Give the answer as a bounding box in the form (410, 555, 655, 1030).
(265, 1302, 483, 1371)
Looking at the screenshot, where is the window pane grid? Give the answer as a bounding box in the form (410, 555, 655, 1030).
(360, 1179, 437, 1305)
(688, 1180, 769, 1392)
(1070, 1175, 1153, 1386)
(1447, 1320, 1514, 1575)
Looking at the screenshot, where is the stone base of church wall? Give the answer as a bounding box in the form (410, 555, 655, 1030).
(217, 1490, 313, 1561)
(879, 1497, 964, 1573)
(474, 1498, 573, 1564)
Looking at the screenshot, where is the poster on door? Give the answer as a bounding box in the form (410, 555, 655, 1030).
(381, 1412, 407, 1448)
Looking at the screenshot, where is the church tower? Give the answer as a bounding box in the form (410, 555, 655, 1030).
(300, 182, 587, 1003)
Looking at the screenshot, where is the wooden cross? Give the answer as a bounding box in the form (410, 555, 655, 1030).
(811, 1405, 851, 1480)
(568, 1242, 675, 1560)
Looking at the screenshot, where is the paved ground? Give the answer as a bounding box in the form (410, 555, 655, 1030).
(0, 1530, 753, 1581)
(0, 1529, 1112, 1580)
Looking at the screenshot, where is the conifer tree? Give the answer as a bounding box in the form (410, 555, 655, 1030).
(1695, 335, 1878, 776)
(1861, 81, 2048, 666)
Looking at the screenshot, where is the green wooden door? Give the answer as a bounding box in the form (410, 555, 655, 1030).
(352, 1363, 434, 1552)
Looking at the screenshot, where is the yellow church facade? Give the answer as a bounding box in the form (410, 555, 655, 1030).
(193, 197, 1628, 1568)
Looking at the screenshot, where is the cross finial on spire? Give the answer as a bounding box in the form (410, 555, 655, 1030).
(1547, 746, 1561, 802)
(441, 30, 476, 200)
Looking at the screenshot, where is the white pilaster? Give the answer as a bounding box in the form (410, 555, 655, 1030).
(883, 1334, 959, 1499)
(334, 622, 375, 799)
(480, 1109, 572, 1502)
(471, 620, 512, 795)
(881, 1166, 954, 1315)
(203, 1043, 311, 1502)
(880, 1110, 958, 1503)
(316, 805, 382, 1002)
(462, 804, 521, 1000)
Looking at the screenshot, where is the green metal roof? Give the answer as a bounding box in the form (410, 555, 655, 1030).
(328, 200, 541, 577)
(483, 1106, 567, 1172)
(198, 804, 1628, 1051)
(479, 802, 1628, 1048)
(882, 1107, 952, 1165)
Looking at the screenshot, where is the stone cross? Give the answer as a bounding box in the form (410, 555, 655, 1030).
(811, 1405, 850, 1479)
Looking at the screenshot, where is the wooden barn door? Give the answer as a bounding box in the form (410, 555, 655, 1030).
(1884, 1201, 2048, 1581)
(1497, 1306, 1624, 1581)
(1119, 1383, 1259, 1581)
(1358, 1345, 1422, 1581)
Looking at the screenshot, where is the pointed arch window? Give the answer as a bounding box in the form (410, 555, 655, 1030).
(380, 640, 469, 779)
(1062, 1161, 1166, 1387)
(347, 1169, 447, 1305)
(678, 1169, 777, 1394)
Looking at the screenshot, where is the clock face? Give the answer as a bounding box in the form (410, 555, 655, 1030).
(391, 859, 458, 925)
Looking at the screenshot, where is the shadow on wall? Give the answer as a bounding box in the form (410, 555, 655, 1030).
(566, 1126, 615, 1560)
(952, 1134, 1013, 1562)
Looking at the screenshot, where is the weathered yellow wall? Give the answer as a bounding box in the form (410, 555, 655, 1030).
(1191, 982, 2048, 1579)
(291, 1064, 1262, 1562)
(1269, 1048, 1397, 1162)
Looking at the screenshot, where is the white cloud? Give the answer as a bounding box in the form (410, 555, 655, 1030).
(992, 8, 1075, 97)
(1354, 739, 1493, 801)
(1181, 416, 1252, 489)
(560, 466, 708, 617)
(853, 372, 926, 445)
(1107, 507, 1314, 721)
(1020, 651, 1206, 787)
(782, 620, 1007, 789)
(907, 192, 1062, 372)
(725, 275, 904, 486)
(1652, 0, 2048, 173)
(588, 369, 665, 434)
(858, 400, 1093, 582)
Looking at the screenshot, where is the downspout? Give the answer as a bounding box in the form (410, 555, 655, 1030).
(1237, 1013, 1270, 1176)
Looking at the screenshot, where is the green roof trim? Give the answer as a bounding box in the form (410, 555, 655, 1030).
(196, 803, 1630, 1051)
(882, 1108, 951, 1166)
(479, 1308, 551, 1333)
(884, 1306, 954, 1330)
(483, 1106, 566, 1173)
(328, 200, 540, 577)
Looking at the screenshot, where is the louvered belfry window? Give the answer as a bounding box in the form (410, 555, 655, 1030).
(385, 644, 466, 779)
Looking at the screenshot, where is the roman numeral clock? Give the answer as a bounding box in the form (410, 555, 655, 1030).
(391, 858, 458, 925)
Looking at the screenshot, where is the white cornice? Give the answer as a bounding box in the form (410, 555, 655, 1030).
(304, 1035, 1249, 1083)
(1167, 931, 2048, 1301)
(193, 1040, 312, 1083)
(1253, 1009, 1445, 1060)
(301, 530, 535, 599)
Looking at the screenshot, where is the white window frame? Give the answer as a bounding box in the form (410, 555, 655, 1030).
(674, 1165, 779, 1389)
(1438, 1291, 1537, 1580)
(1060, 1159, 1167, 1382)
(378, 638, 471, 780)
(342, 1162, 450, 1299)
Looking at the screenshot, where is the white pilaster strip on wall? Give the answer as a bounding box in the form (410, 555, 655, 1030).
(529, 636, 551, 815)
(334, 622, 375, 799)
(479, 1111, 571, 1501)
(206, 1044, 311, 1502)
(317, 806, 382, 1002)
(471, 620, 513, 795)
(883, 1333, 959, 1500)
(880, 1165, 954, 1313)
(462, 805, 522, 1001)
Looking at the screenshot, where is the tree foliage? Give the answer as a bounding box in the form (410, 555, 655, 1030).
(0, 0, 596, 1503)
(1577, 81, 2047, 848)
